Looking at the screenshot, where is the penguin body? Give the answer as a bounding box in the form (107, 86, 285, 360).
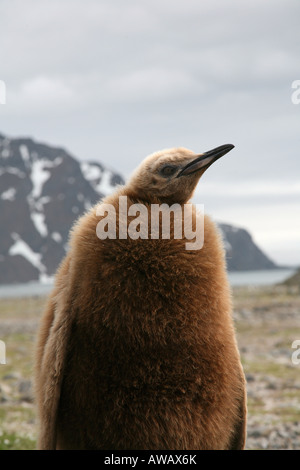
(35, 146, 247, 450)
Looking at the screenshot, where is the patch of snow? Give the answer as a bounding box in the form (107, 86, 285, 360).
(0, 167, 26, 178)
(1, 148, 10, 158)
(8, 233, 46, 274)
(72, 206, 79, 214)
(53, 156, 63, 166)
(31, 212, 48, 237)
(30, 156, 63, 199)
(81, 163, 115, 195)
(34, 196, 52, 211)
(96, 170, 115, 195)
(51, 232, 62, 243)
(40, 195, 51, 204)
(30, 160, 51, 199)
(218, 227, 232, 252)
(39, 273, 54, 284)
(1, 187, 16, 201)
(81, 162, 102, 181)
(19, 145, 31, 168)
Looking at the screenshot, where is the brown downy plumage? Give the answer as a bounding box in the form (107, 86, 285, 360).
(35, 144, 247, 450)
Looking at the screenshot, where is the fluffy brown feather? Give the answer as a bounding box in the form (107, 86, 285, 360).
(34, 147, 247, 450)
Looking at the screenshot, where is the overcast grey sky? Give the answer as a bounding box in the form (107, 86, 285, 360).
(0, 0, 299, 265)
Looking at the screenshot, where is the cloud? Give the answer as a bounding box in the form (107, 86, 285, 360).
(107, 67, 201, 102)
(1, 0, 300, 264)
(6, 76, 79, 114)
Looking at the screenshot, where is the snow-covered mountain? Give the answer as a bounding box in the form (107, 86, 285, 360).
(0, 132, 277, 284)
(0, 132, 124, 284)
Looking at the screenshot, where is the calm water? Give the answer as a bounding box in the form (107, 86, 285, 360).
(0, 269, 297, 299)
(228, 268, 296, 287)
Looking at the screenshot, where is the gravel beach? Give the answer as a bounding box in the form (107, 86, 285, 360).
(0, 284, 299, 450)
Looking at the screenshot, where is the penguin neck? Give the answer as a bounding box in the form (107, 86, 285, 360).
(122, 186, 189, 207)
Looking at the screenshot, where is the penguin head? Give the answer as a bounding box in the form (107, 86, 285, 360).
(128, 144, 234, 204)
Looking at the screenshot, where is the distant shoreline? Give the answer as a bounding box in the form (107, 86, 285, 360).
(0, 268, 296, 299)
(227, 268, 297, 287)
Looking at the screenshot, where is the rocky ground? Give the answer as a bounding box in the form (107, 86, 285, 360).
(0, 284, 299, 450)
(233, 284, 300, 449)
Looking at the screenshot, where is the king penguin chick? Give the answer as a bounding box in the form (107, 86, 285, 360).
(35, 144, 247, 450)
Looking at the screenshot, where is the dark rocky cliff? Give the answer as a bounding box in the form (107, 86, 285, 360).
(0, 132, 277, 284)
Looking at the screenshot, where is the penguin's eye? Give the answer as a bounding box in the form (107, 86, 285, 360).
(159, 165, 177, 178)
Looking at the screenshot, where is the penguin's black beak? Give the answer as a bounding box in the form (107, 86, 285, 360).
(177, 144, 234, 178)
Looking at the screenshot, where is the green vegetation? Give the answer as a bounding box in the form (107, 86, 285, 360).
(0, 285, 299, 449)
(280, 269, 300, 288)
(0, 431, 36, 450)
